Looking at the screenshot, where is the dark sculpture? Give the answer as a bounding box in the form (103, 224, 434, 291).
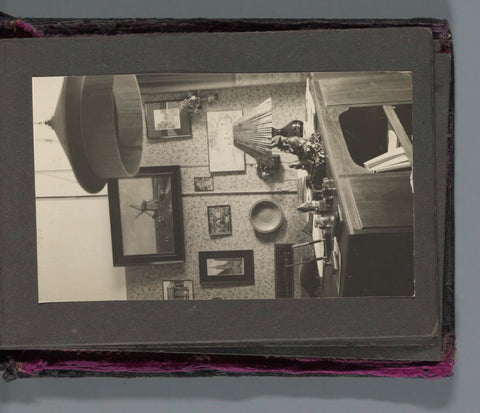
(270, 131, 326, 189)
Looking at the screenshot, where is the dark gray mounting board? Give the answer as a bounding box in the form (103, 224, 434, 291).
(0, 27, 448, 361)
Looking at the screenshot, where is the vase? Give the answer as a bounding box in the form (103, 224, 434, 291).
(272, 120, 304, 137)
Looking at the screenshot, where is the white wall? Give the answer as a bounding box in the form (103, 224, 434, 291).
(33, 76, 127, 303)
(36, 197, 127, 303)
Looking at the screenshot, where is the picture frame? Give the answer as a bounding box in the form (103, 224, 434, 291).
(207, 205, 232, 236)
(206, 110, 245, 173)
(199, 250, 254, 285)
(144, 101, 192, 139)
(162, 280, 194, 300)
(107, 166, 185, 266)
(194, 176, 214, 192)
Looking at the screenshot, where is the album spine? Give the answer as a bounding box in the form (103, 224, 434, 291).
(0, 38, 6, 357)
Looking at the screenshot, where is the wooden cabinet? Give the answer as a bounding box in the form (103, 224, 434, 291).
(309, 72, 414, 297)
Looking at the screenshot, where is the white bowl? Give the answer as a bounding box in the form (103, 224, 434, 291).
(249, 199, 284, 233)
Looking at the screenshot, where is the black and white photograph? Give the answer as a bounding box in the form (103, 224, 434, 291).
(207, 258, 244, 276)
(162, 280, 194, 300)
(33, 71, 413, 303)
(194, 176, 214, 192)
(199, 250, 254, 285)
(107, 166, 185, 266)
(207, 109, 245, 173)
(144, 100, 192, 139)
(207, 205, 232, 236)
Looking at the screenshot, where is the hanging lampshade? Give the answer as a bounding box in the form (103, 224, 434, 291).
(47, 74, 144, 193)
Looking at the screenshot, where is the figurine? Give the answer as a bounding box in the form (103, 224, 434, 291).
(270, 132, 326, 188)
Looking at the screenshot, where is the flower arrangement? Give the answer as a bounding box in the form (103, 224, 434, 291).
(271, 132, 326, 189)
(181, 92, 218, 115)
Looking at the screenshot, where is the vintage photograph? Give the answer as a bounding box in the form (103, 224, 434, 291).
(207, 110, 245, 173)
(194, 176, 214, 192)
(207, 258, 244, 276)
(144, 101, 192, 139)
(33, 71, 413, 303)
(199, 250, 254, 285)
(107, 166, 185, 266)
(207, 205, 232, 236)
(162, 280, 194, 300)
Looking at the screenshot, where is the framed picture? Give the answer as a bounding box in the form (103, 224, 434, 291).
(194, 176, 214, 192)
(206, 110, 245, 173)
(163, 280, 194, 300)
(107, 166, 185, 266)
(199, 250, 254, 285)
(144, 101, 192, 139)
(207, 205, 232, 236)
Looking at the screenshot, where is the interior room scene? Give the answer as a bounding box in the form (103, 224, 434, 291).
(33, 71, 414, 303)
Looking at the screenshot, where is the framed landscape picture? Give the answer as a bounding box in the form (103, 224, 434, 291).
(107, 166, 185, 266)
(144, 101, 192, 139)
(199, 250, 254, 285)
(207, 205, 232, 236)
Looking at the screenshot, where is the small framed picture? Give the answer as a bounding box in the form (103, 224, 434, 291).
(194, 176, 214, 192)
(207, 205, 232, 236)
(144, 101, 192, 139)
(162, 280, 194, 300)
(107, 166, 185, 266)
(199, 250, 254, 285)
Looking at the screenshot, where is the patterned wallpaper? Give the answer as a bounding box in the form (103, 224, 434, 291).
(126, 81, 309, 300)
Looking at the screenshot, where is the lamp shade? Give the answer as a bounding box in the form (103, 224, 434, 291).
(47, 74, 144, 193)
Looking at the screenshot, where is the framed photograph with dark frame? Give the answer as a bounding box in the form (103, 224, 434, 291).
(162, 280, 194, 300)
(199, 250, 254, 285)
(107, 166, 185, 266)
(144, 101, 192, 139)
(207, 205, 232, 236)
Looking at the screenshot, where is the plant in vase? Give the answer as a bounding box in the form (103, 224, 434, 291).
(270, 131, 326, 189)
(181, 92, 218, 115)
